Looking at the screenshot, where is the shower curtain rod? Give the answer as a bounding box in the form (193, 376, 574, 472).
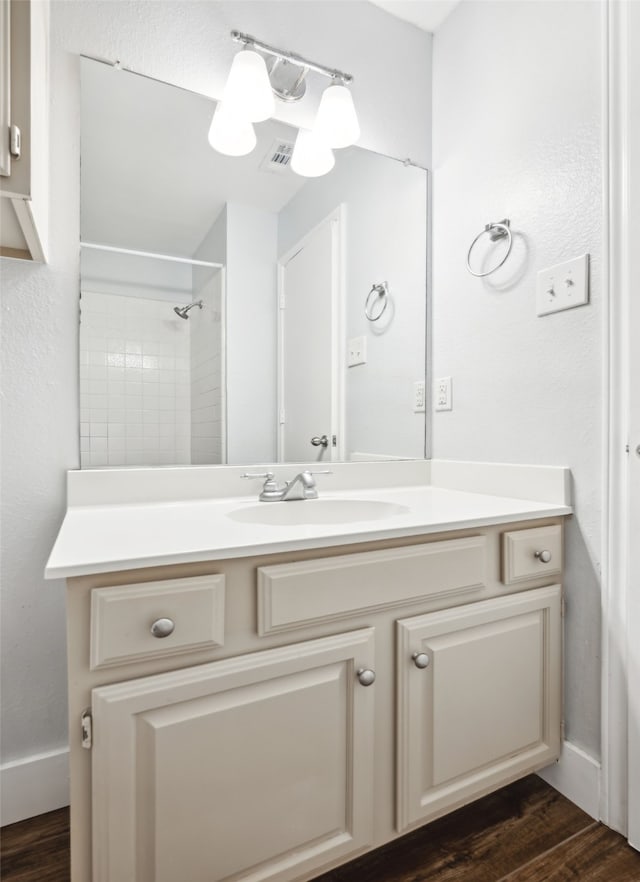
(81, 242, 224, 269)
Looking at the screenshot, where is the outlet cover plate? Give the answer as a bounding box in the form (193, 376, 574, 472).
(413, 381, 425, 413)
(347, 336, 367, 367)
(537, 254, 589, 316)
(435, 377, 452, 412)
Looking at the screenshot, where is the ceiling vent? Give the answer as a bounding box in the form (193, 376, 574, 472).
(260, 140, 294, 174)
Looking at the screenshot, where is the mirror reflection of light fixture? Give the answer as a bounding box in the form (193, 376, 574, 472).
(209, 30, 357, 176)
(291, 129, 335, 178)
(208, 103, 256, 156)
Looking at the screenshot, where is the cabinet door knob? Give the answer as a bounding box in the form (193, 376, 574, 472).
(150, 618, 175, 638)
(412, 652, 430, 669)
(356, 668, 376, 686)
(534, 550, 552, 563)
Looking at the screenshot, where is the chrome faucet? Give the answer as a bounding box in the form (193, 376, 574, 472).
(241, 470, 331, 502)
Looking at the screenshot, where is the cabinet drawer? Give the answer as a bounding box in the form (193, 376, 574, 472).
(90, 575, 225, 670)
(502, 525, 562, 584)
(258, 537, 486, 635)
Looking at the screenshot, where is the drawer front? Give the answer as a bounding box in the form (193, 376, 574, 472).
(258, 537, 486, 636)
(90, 575, 225, 670)
(502, 525, 562, 584)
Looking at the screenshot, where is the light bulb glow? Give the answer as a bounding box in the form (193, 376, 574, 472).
(290, 128, 335, 178)
(313, 83, 360, 149)
(223, 49, 275, 123)
(208, 103, 256, 157)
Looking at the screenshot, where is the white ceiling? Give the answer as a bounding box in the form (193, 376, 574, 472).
(368, 0, 459, 33)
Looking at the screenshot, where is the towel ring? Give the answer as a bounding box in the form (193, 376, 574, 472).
(466, 219, 512, 277)
(365, 281, 389, 321)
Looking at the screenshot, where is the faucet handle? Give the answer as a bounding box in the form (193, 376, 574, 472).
(240, 472, 275, 480)
(308, 470, 332, 475)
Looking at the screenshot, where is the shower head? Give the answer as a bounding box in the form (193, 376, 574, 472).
(173, 300, 203, 320)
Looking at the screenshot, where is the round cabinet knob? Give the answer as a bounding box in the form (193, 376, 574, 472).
(356, 668, 376, 687)
(534, 550, 552, 564)
(150, 617, 175, 638)
(412, 652, 430, 669)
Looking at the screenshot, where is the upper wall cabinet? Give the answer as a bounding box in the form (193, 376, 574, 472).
(0, 0, 49, 262)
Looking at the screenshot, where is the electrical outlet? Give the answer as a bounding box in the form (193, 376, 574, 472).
(435, 376, 452, 412)
(347, 336, 367, 367)
(413, 381, 425, 413)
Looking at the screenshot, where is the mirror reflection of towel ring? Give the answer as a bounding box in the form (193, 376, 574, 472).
(466, 219, 513, 277)
(365, 281, 389, 321)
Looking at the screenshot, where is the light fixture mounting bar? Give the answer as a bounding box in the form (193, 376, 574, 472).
(230, 31, 353, 85)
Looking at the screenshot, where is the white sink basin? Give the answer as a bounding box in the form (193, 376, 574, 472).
(228, 498, 410, 526)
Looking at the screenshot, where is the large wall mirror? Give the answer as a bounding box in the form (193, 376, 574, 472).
(79, 57, 428, 468)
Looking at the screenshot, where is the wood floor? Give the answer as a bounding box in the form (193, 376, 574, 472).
(2, 776, 639, 881)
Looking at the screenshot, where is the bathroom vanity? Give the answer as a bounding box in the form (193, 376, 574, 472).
(47, 462, 570, 882)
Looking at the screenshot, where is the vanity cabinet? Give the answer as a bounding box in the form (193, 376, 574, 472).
(66, 519, 564, 882)
(91, 629, 375, 882)
(0, 0, 49, 261)
(396, 585, 561, 831)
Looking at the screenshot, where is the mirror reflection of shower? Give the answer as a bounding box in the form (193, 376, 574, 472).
(79, 241, 226, 468)
(174, 300, 204, 320)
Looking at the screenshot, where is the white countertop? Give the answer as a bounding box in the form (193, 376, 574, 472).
(45, 480, 572, 579)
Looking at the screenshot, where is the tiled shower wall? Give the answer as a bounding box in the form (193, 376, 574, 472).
(80, 291, 191, 466)
(190, 269, 224, 464)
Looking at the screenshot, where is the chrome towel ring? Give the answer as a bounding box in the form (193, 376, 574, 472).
(365, 281, 389, 321)
(466, 219, 512, 277)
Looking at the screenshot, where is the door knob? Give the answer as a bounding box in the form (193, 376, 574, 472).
(412, 652, 430, 669)
(534, 550, 552, 563)
(311, 435, 329, 448)
(356, 668, 376, 686)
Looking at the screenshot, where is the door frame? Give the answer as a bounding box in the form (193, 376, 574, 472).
(276, 205, 346, 463)
(601, 0, 640, 847)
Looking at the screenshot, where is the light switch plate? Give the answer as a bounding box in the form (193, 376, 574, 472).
(347, 336, 367, 367)
(537, 254, 589, 316)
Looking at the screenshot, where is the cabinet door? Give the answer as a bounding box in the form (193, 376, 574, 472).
(91, 628, 375, 882)
(396, 585, 561, 831)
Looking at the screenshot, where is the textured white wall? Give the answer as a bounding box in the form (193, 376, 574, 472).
(432, 0, 603, 756)
(0, 0, 432, 770)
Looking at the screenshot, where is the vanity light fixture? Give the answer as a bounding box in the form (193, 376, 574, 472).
(210, 31, 358, 177)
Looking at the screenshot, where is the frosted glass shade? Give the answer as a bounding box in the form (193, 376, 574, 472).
(313, 83, 360, 149)
(223, 49, 275, 123)
(208, 103, 256, 157)
(291, 129, 335, 178)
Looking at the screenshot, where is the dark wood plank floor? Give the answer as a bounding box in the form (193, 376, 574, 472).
(1, 776, 639, 881)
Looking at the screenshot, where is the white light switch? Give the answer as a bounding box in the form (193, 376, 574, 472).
(537, 254, 589, 316)
(347, 336, 367, 367)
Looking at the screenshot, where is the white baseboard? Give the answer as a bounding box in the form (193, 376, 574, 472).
(0, 747, 70, 826)
(538, 740, 601, 819)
